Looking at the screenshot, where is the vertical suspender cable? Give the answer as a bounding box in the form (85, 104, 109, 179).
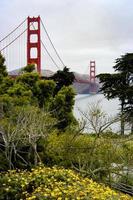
(31, 23, 60, 70)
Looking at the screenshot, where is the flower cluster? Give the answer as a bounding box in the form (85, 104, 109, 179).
(0, 166, 132, 200)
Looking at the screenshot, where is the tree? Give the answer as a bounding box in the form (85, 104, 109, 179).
(0, 77, 14, 95)
(97, 53, 133, 135)
(16, 72, 39, 92)
(16, 70, 56, 108)
(21, 63, 35, 73)
(0, 53, 8, 83)
(51, 66, 75, 94)
(36, 80, 56, 108)
(124, 86, 133, 133)
(79, 101, 119, 137)
(114, 54, 133, 132)
(0, 106, 57, 169)
(52, 86, 77, 130)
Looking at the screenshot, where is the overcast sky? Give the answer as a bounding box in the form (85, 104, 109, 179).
(0, 0, 133, 74)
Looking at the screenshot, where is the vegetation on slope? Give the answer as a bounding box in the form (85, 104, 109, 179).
(0, 52, 133, 198)
(0, 165, 132, 200)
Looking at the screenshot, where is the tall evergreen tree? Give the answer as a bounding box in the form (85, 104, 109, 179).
(97, 53, 133, 135)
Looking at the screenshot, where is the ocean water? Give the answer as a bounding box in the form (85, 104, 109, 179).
(74, 94, 121, 133)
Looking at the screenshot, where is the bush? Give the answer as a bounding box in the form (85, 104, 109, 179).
(45, 133, 133, 183)
(0, 165, 132, 200)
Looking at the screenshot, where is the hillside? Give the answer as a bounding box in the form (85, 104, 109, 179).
(1, 165, 132, 199)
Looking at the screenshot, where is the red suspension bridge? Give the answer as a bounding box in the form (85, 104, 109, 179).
(0, 16, 98, 92)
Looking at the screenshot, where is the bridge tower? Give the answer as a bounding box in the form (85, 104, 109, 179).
(90, 61, 96, 83)
(27, 16, 41, 74)
(89, 61, 96, 93)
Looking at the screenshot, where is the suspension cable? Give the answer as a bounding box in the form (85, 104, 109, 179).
(41, 40, 60, 70)
(0, 21, 34, 53)
(40, 19, 65, 67)
(0, 28, 27, 52)
(31, 23, 60, 70)
(0, 18, 27, 43)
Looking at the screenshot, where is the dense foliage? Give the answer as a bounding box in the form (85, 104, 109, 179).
(0, 55, 76, 170)
(0, 53, 133, 198)
(45, 132, 133, 186)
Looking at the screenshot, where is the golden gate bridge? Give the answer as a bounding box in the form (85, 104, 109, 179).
(0, 16, 98, 93)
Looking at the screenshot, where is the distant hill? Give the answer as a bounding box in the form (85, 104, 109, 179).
(73, 72, 99, 94)
(8, 68, 55, 78)
(8, 68, 100, 94)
